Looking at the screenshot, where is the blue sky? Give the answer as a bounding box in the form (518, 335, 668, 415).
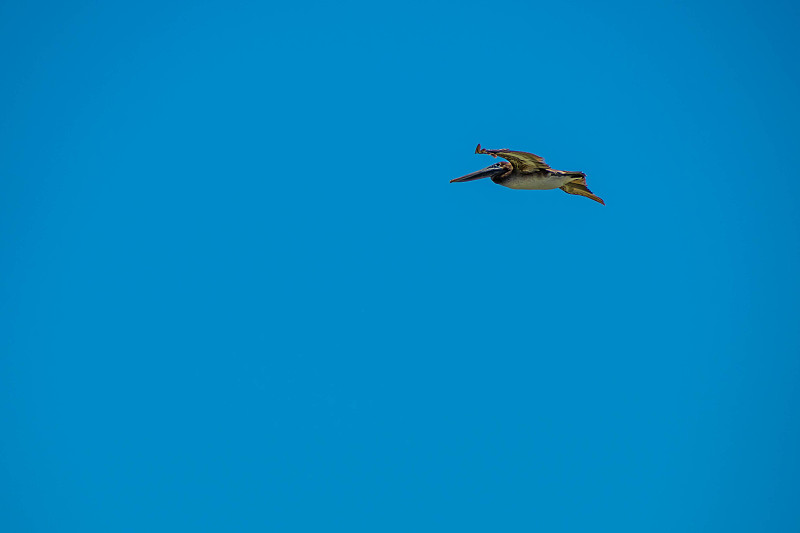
(2, 0, 799, 531)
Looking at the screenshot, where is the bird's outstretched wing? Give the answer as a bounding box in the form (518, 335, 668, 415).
(475, 144, 551, 172)
(560, 177, 605, 205)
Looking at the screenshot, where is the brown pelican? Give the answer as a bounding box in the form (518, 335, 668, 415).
(451, 144, 605, 205)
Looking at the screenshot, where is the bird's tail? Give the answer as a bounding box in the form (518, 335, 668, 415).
(560, 175, 605, 205)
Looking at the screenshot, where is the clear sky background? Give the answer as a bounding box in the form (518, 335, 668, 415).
(2, 0, 799, 531)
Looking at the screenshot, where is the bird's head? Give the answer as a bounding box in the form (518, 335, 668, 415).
(450, 161, 512, 183)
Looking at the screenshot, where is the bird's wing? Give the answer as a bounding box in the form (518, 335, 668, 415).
(560, 177, 605, 205)
(475, 144, 550, 172)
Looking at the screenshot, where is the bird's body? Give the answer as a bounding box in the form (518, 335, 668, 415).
(494, 169, 585, 190)
(451, 144, 605, 205)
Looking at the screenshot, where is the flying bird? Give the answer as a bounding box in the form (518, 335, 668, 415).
(451, 144, 605, 205)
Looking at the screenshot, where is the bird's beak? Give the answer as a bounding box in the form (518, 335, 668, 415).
(450, 166, 506, 183)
